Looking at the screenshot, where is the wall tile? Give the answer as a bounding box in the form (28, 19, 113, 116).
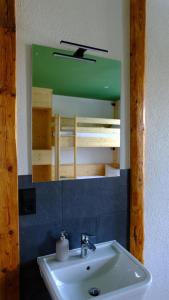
(96, 211, 129, 247)
(63, 217, 97, 249)
(19, 170, 130, 300)
(62, 175, 128, 220)
(19, 181, 62, 227)
(19, 175, 33, 188)
(20, 222, 62, 263)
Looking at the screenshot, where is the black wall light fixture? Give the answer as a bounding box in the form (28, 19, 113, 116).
(53, 40, 108, 63)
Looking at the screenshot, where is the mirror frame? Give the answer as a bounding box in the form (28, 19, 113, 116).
(0, 0, 146, 298)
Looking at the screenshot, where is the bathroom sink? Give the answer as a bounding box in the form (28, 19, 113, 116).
(37, 241, 152, 300)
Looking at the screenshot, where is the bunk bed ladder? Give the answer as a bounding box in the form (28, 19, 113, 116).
(112, 101, 120, 166)
(74, 116, 77, 179)
(55, 114, 60, 180)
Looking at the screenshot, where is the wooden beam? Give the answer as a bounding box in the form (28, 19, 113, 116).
(0, 0, 19, 299)
(55, 115, 60, 180)
(130, 0, 146, 263)
(32, 150, 52, 165)
(60, 136, 120, 148)
(32, 108, 52, 150)
(32, 87, 53, 182)
(51, 163, 119, 179)
(77, 117, 120, 125)
(32, 87, 53, 108)
(0, 0, 15, 30)
(77, 127, 119, 134)
(74, 117, 77, 179)
(32, 165, 52, 183)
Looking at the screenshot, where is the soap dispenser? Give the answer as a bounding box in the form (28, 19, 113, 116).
(56, 231, 69, 262)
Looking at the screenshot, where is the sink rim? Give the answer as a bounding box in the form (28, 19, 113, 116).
(37, 240, 152, 300)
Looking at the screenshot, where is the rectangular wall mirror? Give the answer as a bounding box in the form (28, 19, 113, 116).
(32, 44, 121, 182)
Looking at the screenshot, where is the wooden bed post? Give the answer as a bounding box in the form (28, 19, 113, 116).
(74, 116, 77, 179)
(130, 0, 146, 262)
(55, 115, 60, 180)
(0, 0, 19, 299)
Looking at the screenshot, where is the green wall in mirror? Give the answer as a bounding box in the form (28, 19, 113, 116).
(32, 44, 121, 101)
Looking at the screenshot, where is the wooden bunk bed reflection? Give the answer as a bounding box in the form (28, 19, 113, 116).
(32, 87, 120, 182)
(53, 115, 120, 180)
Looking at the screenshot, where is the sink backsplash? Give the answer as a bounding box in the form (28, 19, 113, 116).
(19, 170, 130, 299)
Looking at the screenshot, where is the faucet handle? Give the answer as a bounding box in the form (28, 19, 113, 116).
(81, 233, 96, 242)
(81, 233, 89, 243)
(81, 233, 96, 252)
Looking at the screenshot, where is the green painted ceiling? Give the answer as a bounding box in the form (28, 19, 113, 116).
(32, 44, 121, 101)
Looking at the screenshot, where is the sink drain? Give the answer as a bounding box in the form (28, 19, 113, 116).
(88, 287, 101, 297)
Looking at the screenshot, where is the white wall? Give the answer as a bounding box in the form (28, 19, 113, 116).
(144, 1, 169, 299)
(16, 0, 130, 175)
(52, 95, 113, 118)
(57, 148, 113, 165)
(52, 95, 114, 165)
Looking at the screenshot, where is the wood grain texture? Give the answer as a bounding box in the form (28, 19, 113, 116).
(77, 127, 119, 134)
(77, 117, 120, 125)
(0, 1, 19, 299)
(130, 0, 146, 263)
(112, 101, 120, 165)
(74, 117, 77, 179)
(32, 150, 52, 165)
(0, 0, 15, 30)
(60, 136, 120, 148)
(52, 163, 119, 178)
(32, 165, 52, 182)
(32, 108, 52, 149)
(32, 87, 52, 108)
(55, 115, 60, 180)
(32, 87, 53, 182)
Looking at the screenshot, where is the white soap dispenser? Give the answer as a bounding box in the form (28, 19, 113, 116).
(56, 231, 69, 262)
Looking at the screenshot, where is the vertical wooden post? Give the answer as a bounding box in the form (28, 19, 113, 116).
(74, 116, 77, 179)
(112, 101, 120, 166)
(130, 0, 146, 262)
(32, 87, 53, 182)
(55, 115, 60, 180)
(0, 0, 19, 299)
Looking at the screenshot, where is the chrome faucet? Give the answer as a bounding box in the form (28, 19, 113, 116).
(81, 233, 96, 258)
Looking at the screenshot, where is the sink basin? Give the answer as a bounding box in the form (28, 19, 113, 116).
(37, 241, 152, 300)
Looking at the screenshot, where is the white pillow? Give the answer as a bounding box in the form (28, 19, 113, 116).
(105, 165, 120, 177)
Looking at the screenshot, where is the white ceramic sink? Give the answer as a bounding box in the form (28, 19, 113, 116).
(37, 241, 152, 300)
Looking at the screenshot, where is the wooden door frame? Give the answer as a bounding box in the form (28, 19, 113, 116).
(0, 0, 146, 298)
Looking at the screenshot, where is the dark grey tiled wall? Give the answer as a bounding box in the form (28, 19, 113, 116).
(19, 170, 130, 300)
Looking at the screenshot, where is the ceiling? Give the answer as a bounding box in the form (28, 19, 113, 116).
(32, 44, 121, 101)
